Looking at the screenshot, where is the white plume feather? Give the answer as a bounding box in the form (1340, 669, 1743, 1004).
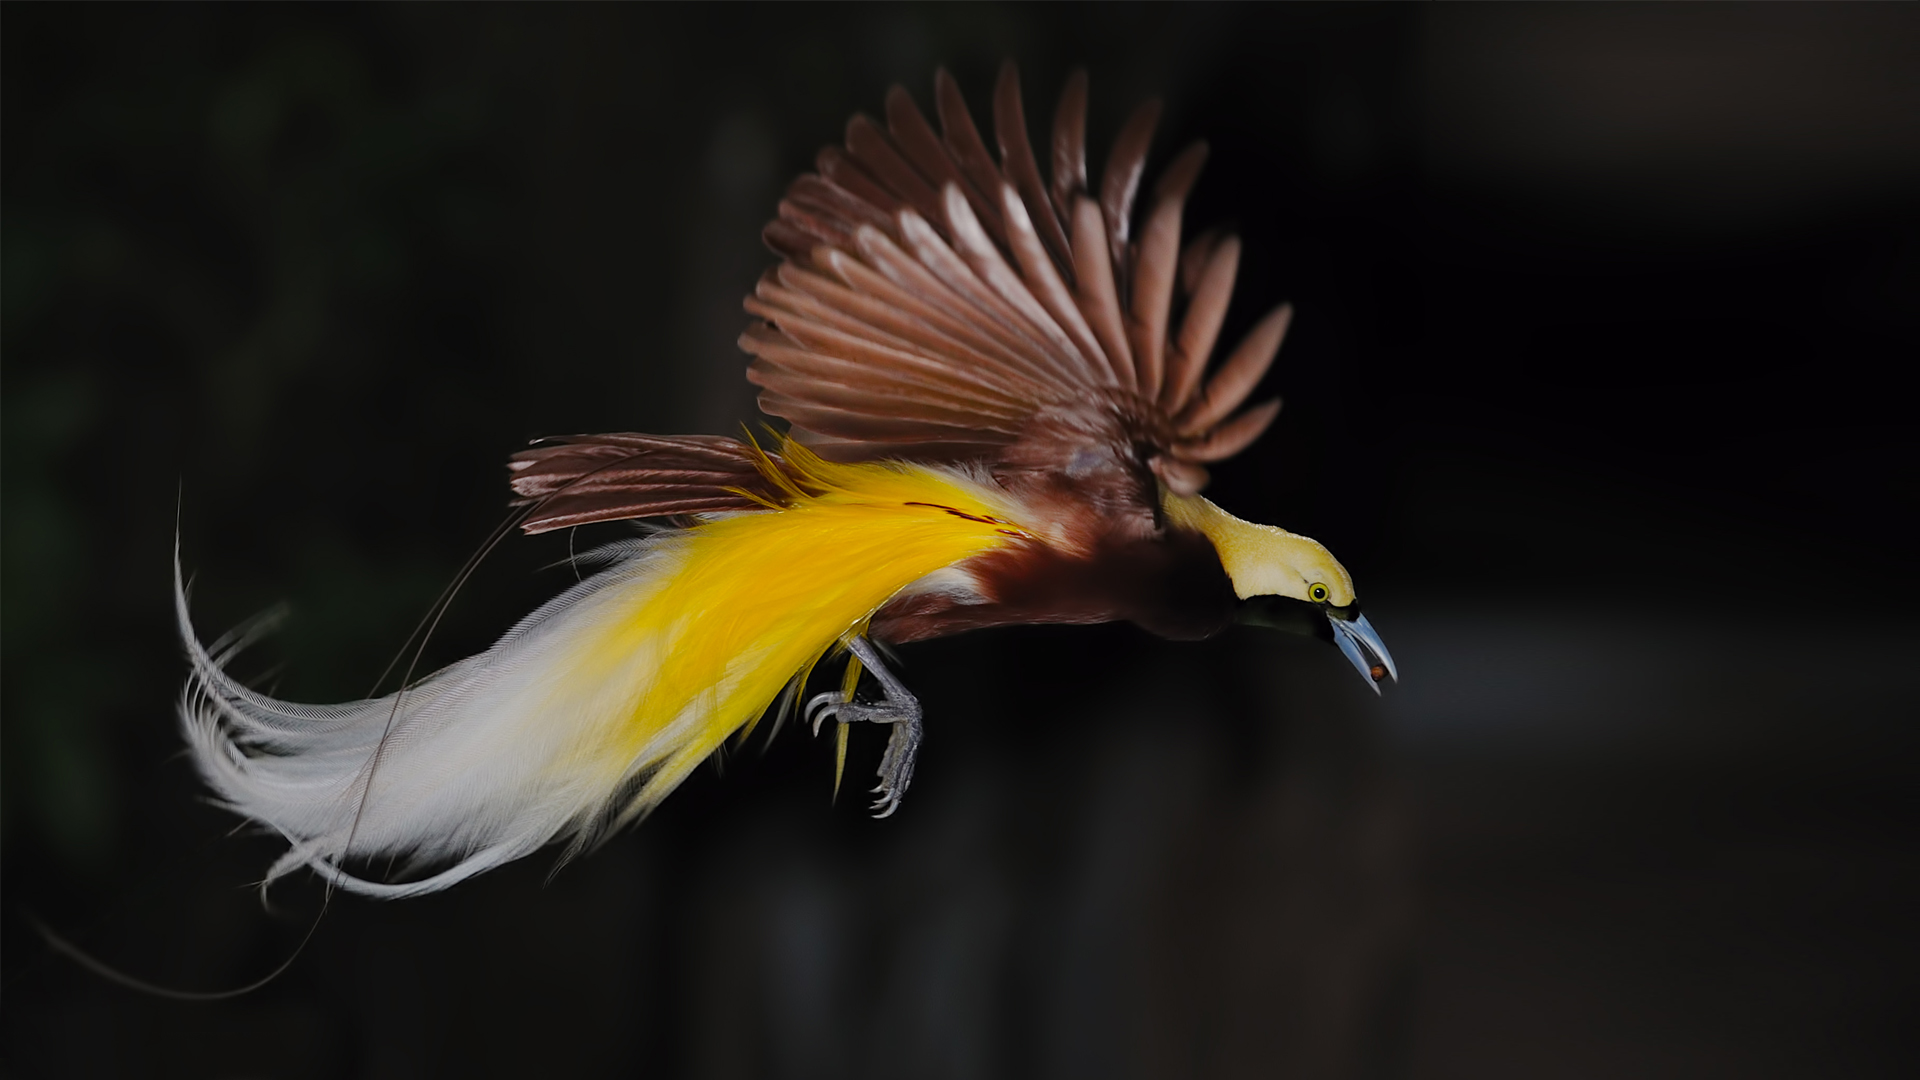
(176, 453, 1041, 899)
(176, 538, 680, 898)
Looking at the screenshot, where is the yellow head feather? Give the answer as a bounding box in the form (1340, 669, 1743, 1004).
(1160, 491, 1355, 606)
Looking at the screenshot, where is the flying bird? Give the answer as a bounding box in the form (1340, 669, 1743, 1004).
(176, 63, 1396, 898)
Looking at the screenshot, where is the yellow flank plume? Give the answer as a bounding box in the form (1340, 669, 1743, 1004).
(564, 445, 1035, 817)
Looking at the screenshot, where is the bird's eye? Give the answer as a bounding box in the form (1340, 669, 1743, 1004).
(1309, 583, 1329, 603)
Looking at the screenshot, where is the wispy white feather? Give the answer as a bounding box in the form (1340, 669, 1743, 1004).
(177, 453, 1043, 899)
(177, 538, 677, 898)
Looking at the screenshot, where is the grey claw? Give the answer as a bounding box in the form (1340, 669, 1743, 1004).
(804, 691, 842, 735)
(820, 636, 926, 818)
(866, 711, 919, 818)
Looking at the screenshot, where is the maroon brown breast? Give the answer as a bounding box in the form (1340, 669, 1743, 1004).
(873, 522, 1235, 645)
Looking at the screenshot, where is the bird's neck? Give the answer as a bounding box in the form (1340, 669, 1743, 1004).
(1159, 491, 1327, 602)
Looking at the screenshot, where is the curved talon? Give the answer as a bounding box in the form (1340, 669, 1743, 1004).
(805, 690, 844, 735)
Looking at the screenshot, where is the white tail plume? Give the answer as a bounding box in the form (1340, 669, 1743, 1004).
(176, 539, 682, 898)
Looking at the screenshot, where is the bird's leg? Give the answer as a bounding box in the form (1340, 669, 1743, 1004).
(804, 635, 922, 818)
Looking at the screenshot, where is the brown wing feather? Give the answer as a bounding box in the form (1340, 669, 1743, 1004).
(766, 265, 1043, 401)
(508, 434, 790, 534)
(992, 62, 1073, 270)
(1176, 399, 1282, 463)
(1099, 98, 1162, 278)
(1163, 234, 1239, 412)
(1178, 303, 1290, 435)
(1069, 195, 1136, 388)
(844, 114, 945, 227)
(1179, 227, 1226, 295)
(746, 284, 1036, 409)
(1049, 69, 1090, 227)
(939, 186, 1094, 383)
(886, 85, 1005, 249)
(814, 147, 902, 220)
(511, 67, 1289, 533)
(744, 67, 1287, 495)
(998, 185, 1114, 382)
(816, 244, 1063, 390)
(860, 219, 1077, 393)
(1129, 142, 1209, 402)
(934, 70, 1008, 216)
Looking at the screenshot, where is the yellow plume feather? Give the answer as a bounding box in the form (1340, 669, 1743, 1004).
(179, 444, 1035, 896)
(581, 447, 1034, 820)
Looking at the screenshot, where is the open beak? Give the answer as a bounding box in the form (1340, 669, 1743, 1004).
(1328, 608, 1398, 694)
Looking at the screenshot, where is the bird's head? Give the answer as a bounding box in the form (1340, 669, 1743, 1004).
(1162, 491, 1398, 693)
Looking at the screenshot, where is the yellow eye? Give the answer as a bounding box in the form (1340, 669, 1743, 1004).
(1309, 583, 1330, 603)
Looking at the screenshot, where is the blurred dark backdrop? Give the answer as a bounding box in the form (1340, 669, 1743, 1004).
(4, 4, 1916, 1077)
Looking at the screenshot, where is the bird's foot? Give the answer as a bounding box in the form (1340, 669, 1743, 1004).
(804, 636, 922, 818)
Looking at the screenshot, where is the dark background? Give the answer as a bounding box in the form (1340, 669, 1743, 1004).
(4, 4, 1916, 1077)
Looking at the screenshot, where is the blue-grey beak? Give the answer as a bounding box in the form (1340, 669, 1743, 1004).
(1328, 609, 1398, 694)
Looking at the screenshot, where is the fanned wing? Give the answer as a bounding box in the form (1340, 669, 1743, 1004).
(744, 61, 1291, 496)
(508, 434, 789, 535)
(505, 64, 1291, 531)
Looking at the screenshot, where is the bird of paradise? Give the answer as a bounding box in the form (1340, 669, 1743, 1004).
(176, 64, 1397, 898)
